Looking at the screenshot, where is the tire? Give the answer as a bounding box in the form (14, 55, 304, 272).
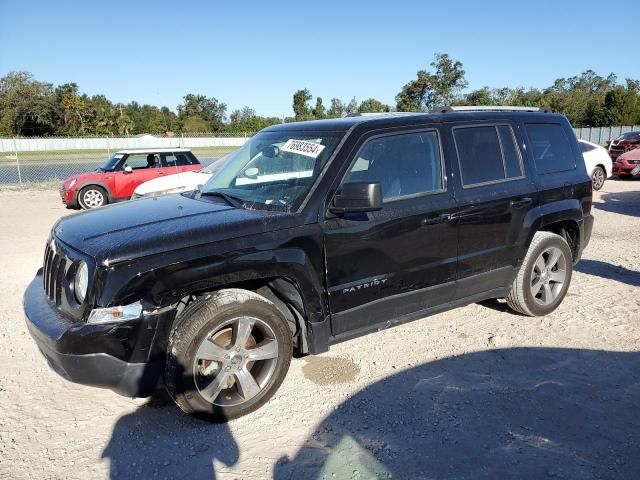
(78, 186, 108, 209)
(591, 166, 606, 191)
(165, 289, 293, 422)
(506, 231, 573, 317)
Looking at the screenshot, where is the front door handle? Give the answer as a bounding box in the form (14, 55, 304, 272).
(510, 197, 533, 208)
(421, 214, 455, 226)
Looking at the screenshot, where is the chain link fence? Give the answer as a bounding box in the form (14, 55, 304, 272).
(0, 132, 254, 187)
(2, 126, 639, 187)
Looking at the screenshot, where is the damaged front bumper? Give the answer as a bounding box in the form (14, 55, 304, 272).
(23, 272, 176, 397)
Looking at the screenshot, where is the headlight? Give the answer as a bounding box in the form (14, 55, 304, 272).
(68, 178, 77, 189)
(74, 261, 88, 303)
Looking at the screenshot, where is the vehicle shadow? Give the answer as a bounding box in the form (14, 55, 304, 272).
(274, 347, 640, 479)
(575, 259, 640, 288)
(594, 188, 640, 218)
(102, 369, 239, 480)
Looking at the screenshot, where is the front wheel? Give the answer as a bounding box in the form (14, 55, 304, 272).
(591, 166, 606, 191)
(506, 231, 573, 316)
(78, 186, 108, 209)
(165, 289, 293, 422)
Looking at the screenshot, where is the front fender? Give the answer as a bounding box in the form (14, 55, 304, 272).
(98, 224, 328, 325)
(75, 179, 113, 201)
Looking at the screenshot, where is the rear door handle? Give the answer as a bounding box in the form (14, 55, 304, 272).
(510, 197, 532, 208)
(421, 214, 456, 226)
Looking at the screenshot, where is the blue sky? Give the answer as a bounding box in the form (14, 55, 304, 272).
(1, 0, 638, 118)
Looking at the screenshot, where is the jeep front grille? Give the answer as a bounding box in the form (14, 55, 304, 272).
(43, 241, 67, 306)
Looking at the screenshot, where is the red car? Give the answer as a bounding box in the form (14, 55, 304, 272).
(607, 131, 640, 161)
(60, 148, 202, 209)
(612, 148, 640, 179)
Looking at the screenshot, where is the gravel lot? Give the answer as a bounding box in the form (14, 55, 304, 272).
(1, 179, 639, 480)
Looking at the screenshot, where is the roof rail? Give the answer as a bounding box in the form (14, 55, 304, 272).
(345, 112, 416, 117)
(432, 105, 550, 113)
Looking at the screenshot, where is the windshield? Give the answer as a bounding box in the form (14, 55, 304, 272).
(616, 132, 640, 141)
(201, 130, 343, 211)
(99, 153, 124, 171)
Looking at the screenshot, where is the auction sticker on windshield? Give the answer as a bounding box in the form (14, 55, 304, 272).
(281, 139, 325, 158)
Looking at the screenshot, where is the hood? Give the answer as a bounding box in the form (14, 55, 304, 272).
(53, 194, 296, 265)
(134, 171, 211, 195)
(64, 170, 106, 187)
(619, 149, 640, 161)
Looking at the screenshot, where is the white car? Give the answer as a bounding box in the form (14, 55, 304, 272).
(578, 139, 611, 191)
(132, 156, 227, 199)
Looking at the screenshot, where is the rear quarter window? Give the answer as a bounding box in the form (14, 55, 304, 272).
(525, 123, 575, 174)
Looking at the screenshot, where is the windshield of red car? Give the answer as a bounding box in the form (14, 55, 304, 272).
(99, 153, 124, 171)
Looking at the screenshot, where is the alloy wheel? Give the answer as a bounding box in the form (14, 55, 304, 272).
(83, 189, 105, 208)
(592, 167, 605, 190)
(193, 316, 279, 407)
(529, 246, 567, 306)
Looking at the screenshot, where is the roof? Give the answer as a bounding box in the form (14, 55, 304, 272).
(115, 147, 191, 154)
(264, 109, 565, 133)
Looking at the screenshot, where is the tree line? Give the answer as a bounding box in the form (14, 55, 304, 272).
(2, 53, 639, 137)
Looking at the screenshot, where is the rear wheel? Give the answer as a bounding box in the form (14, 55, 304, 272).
(165, 289, 292, 422)
(506, 231, 573, 316)
(591, 166, 606, 191)
(78, 186, 108, 209)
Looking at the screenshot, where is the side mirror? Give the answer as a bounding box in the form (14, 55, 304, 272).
(123, 166, 133, 174)
(330, 182, 382, 214)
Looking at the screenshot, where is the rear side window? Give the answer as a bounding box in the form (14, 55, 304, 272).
(579, 141, 596, 153)
(525, 123, 575, 174)
(175, 152, 198, 166)
(344, 130, 443, 201)
(162, 153, 177, 166)
(453, 125, 523, 187)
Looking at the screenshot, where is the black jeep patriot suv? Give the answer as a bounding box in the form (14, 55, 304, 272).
(24, 107, 593, 421)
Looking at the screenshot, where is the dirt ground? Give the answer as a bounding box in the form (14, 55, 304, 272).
(0, 179, 639, 480)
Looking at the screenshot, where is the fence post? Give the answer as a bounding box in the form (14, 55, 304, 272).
(106, 136, 111, 158)
(13, 137, 22, 185)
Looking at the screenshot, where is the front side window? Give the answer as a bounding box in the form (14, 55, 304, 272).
(124, 154, 161, 170)
(454, 125, 523, 187)
(344, 131, 443, 201)
(202, 130, 343, 211)
(525, 123, 575, 174)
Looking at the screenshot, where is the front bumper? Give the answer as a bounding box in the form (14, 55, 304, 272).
(60, 189, 78, 208)
(23, 272, 176, 397)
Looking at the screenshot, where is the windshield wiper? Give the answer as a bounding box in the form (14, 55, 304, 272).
(200, 190, 244, 208)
